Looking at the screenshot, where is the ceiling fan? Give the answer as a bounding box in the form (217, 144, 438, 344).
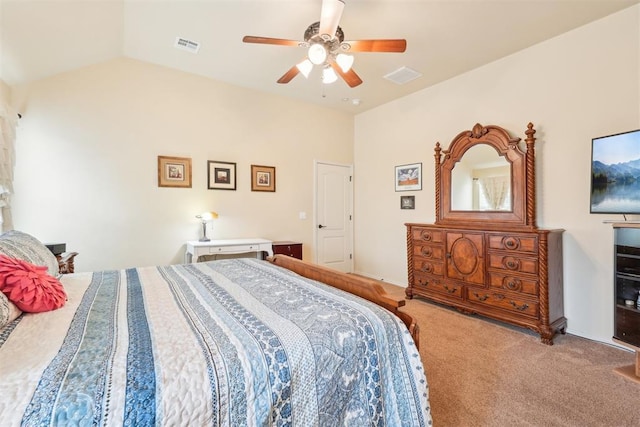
(242, 0, 406, 88)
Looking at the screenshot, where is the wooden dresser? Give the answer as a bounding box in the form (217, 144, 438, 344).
(406, 224, 564, 344)
(406, 123, 565, 344)
(272, 241, 303, 260)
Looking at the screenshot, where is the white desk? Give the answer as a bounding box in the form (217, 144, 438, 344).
(185, 238, 273, 263)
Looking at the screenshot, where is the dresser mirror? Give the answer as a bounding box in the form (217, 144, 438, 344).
(450, 143, 512, 211)
(435, 122, 537, 230)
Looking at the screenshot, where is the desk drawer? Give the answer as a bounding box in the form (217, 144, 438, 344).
(208, 244, 258, 254)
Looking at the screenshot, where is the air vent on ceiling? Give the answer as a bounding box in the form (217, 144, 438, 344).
(174, 37, 200, 54)
(384, 66, 422, 85)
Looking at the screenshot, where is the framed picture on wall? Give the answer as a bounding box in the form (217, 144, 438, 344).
(158, 155, 192, 188)
(251, 165, 276, 192)
(395, 162, 422, 191)
(401, 195, 415, 209)
(208, 160, 236, 190)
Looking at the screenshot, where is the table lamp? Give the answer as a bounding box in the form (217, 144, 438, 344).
(196, 211, 218, 242)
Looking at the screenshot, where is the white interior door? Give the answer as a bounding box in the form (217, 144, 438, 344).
(314, 161, 353, 272)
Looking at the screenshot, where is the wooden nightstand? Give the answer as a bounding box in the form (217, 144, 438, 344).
(272, 241, 303, 260)
(57, 252, 78, 274)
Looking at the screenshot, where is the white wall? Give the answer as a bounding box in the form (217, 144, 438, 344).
(354, 5, 640, 344)
(10, 58, 353, 271)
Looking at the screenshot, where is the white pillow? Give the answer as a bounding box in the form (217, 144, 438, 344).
(0, 230, 61, 278)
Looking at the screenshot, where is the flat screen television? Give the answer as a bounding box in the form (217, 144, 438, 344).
(591, 128, 640, 214)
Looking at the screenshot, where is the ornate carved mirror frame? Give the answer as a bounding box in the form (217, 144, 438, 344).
(435, 122, 537, 230)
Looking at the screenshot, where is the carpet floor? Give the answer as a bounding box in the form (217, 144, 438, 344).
(380, 283, 640, 427)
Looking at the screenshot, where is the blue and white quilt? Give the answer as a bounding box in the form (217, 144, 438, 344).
(0, 258, 431, 426)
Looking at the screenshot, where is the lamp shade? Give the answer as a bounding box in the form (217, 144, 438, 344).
(296, 59, 313, 78)
(322, 66, 338, 84)
(336, 53, 354, 72)
(308, 43, 327, 65)
(196, 211, 218, 221)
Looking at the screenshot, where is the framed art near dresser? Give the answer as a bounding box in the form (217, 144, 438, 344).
(208, 160, 236, 190)
(401, 195, 415, 209)
(395, 163, 422, 191)
(158, 155, 192, 188)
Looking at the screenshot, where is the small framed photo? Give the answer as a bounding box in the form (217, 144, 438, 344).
(208, 160, 236, 190)
(251, 165, 276, 192)
(158, 156, 192, 188)
(401, 195, 415, 209)
(395, 162, 422, 192)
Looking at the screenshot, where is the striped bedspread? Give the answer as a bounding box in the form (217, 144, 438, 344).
(0, 258, 431, 426)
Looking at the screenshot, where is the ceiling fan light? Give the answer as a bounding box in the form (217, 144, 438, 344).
(308, 43, 327, 65)
(322, 67, 338, 84)
(296, 59, 313, 78)
(336, 53, 354, 72)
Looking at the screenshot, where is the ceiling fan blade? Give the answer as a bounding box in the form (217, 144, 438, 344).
(319, 0, 345, 40)
(242, 36, 301, 47)
(345, 39, 407, 53)
(329, 60, 363, 88)
(277, 65, 300, 84)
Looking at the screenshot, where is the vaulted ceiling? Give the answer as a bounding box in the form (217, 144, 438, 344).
(1, 0, 637, 113)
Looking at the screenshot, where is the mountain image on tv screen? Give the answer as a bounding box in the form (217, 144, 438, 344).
(591, 129, 640, 214)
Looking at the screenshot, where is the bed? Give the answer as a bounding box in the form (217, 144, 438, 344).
(0, 231, 431, 426)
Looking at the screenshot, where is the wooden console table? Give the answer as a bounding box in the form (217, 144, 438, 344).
(185, 238, 273, 263)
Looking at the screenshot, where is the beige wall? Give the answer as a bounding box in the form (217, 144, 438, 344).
(10, 58, 353, 271)
(0, 80, 9, 103)
(354, 5, 640, 344)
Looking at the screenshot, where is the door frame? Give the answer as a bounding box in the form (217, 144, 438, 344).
(313, 160, 354, 271)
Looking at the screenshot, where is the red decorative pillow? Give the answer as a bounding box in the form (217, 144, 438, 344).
(0, 254, 66, 313)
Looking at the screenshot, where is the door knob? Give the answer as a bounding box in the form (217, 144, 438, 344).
(318, 224, 326, 229)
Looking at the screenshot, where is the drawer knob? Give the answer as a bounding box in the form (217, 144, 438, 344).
(473, 292, 489, 301)
(420, 262, 434, 273)
(503, 256, 520, 271)
(503, 237, 520, 250)
(504, 277, 522, 291)
(420, 231, 433, 241)
(443, 285, 457, 294)
(421, 247, 433, 257)
(510, 301, 529, 311)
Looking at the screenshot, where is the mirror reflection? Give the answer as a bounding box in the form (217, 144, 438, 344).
(451, 144, 511, 211)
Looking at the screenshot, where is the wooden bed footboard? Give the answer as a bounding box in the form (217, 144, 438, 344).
(267, 255, 420, 349)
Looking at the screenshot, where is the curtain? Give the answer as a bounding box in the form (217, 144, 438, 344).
(0, 103, 17, 231)
(479, 176, 509, 210)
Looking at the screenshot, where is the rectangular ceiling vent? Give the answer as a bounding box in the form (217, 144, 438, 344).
(384, 66, 422, 85)
(174, 37, 200, 54)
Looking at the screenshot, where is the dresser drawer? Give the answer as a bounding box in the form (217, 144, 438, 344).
(414, 244, 444, 260)
(488, 234, 538, 253)
(414, 259, 444, 276)
(414, 273, 463, 299)
(489, 272, 538, 295)
(466, 289, 539, 318)
(488, 253, 538, 275)
(412, 227, 444, 243)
